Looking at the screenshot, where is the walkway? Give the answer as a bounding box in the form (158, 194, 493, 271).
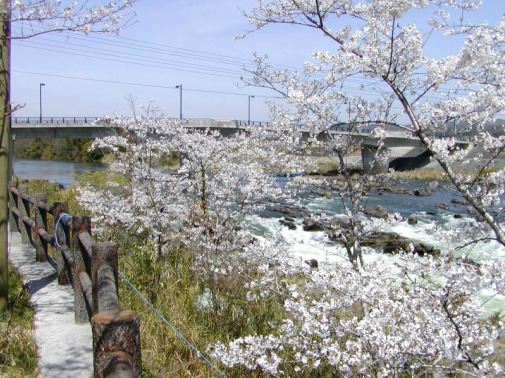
(8, 227, 93, 378)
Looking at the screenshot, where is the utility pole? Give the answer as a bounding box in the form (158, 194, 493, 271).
(175, 84, 182, 120)
(0, 0, 11, 313)
(39, 83, 45, 123)
(248, 95, 255, 125)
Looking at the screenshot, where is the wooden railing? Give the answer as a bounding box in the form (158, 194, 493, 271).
(8, 182, 141, 378)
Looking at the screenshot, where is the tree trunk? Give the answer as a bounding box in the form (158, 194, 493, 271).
(0, 0, 11, 313)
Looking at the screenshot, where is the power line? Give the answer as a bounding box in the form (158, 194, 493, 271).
(11, 23, 470, 101)
(23, 34, 253, 75)
(13, 43, 389, 100)
(13, 28, 453, 105)
(11, 24, 386, 88)
(15, 43, 247, 80)
(12, 70, 279, 98)
(17, 39, 248, 77)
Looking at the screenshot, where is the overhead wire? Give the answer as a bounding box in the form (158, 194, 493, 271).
(11, 23, 471, 100)
(13, 42, 399, 101)
(11, 24, 462, 108)
(12, 70, 279, 98)
(19, 36, 250, 77)
(11, 23, 387, 88)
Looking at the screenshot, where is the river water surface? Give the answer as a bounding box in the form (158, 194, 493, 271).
(14, 158, 505, 312)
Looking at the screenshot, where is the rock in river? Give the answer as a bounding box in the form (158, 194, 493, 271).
(303, 218, 325, 232)
(363, 205, 388, 219)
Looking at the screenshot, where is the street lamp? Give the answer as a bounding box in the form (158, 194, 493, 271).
(175, 84, 183, 120)
(39, 83, 45, 123)
(248, 95, 255, 125)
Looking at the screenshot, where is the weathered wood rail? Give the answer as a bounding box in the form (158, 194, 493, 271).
(8, 182, 142, 378)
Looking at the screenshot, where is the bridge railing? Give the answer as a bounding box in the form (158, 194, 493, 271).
(13, 116, 273, 127)
(8, 182, 142, 378)
(12, 117, 101, 124)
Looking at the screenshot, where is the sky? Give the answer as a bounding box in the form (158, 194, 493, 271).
(10, 0, 505, 123)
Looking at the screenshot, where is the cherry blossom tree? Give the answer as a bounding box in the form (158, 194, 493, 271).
(238, 0, 505, 249)
(77, 101, 306, 308)
(0, 0, 138, 312)
(245, 52, 398, 269)
(203, 1, 505, 376)
(210, 253, 505, 377)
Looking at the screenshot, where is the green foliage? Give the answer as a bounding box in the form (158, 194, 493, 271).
(15, 138, 104, 162)
(0, 263, 37, 377)
(72, 169, 128, 191)
(22, 178, 85, 216)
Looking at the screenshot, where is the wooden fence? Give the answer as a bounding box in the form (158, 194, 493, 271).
(8, 182, 142, 378)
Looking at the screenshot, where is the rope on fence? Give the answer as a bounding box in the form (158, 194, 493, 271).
(118, 270, 229, 378)
(54, 213, 72, 247)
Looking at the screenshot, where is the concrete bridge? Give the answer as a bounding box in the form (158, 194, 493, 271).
(11, 117, 472, 172)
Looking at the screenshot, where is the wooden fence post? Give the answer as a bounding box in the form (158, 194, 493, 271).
(72, 216, 92, 323)
(53, 201, 70, 285)
(91, 242, 119, 315)
(91, 309, 141, 378)
(17, 187, 30, 244)
(33, 193, 47, 262)
(8, 181, 18, 230)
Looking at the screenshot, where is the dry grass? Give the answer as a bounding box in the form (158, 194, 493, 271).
(393, 168, 447, 181)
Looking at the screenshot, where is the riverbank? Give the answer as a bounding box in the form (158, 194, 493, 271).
(0, 261, 37, 377)
(18, 170, 505, 377)
(14, 138, 104, 162)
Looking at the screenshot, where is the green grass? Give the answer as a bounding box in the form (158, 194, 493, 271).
(0, 262, 37, 377)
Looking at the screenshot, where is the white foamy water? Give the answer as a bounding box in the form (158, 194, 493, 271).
(247, 201, 505, 315)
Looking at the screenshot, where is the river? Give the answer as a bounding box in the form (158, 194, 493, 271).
(13, 158, 505, 312)
(14, 158, 109, 187)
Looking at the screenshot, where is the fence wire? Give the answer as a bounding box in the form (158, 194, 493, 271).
(118, 270, 229, 378)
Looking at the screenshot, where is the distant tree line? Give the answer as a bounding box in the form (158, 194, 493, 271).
(14, 138, 104, 162)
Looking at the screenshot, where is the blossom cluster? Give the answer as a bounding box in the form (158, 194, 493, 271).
(210, 253, 505, 377)
(10, 0, 138, 37)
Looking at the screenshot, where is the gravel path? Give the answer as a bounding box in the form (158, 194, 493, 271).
(8, 227, 93, 378)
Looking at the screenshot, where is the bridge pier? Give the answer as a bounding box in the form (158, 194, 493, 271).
(361, 144, 390, 175)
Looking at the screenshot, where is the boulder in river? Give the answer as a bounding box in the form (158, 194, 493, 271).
(363, 205, 388, 219)
(467, 206, 477, 215)
(268, 204, 308, 219)
(303, 218, 325, 232)
(391, 187, 414, 195)
(304, 259, 319, 268)
(435, 202, 449, 210)
(279, 218, 296, 230)
(362, 231, 440, 257)
(413, 188, 432, 196)
(407, 214, 418, 225)
(311, 190, 332, 199)
(450, 198, 469, 205)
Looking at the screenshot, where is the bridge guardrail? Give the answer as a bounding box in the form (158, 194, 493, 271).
(13, 117, 273, 126)
(13, 117, 101, 124)
(8, 182, 141, 378)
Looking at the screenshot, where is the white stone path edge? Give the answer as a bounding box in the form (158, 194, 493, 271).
(8, 227, 93, 378)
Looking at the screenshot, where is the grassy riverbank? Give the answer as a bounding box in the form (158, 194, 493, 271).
(18, 179, 273, 377)
(0, 263, 37, 377)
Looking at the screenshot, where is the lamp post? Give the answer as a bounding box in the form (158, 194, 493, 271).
(248, 95, 255, 125)
(39, 83, 45, 123)
(175, 84, 182, 120)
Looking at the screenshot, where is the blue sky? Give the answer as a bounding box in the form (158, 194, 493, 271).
(10, 0, 505, 122)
